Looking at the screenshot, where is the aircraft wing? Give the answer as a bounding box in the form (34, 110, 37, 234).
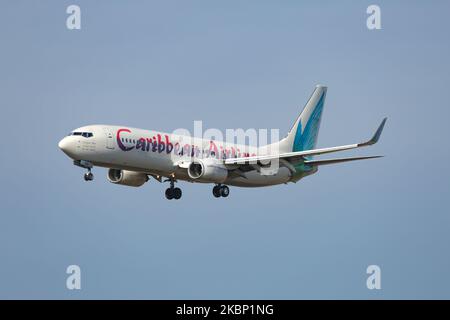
(224, 118, 387, 165)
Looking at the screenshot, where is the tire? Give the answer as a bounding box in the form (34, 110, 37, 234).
(213, 186, 221, 198)
(165, 188, 174, 200)
(173, 188, 182, 200)
(220, 186, 229, 197)
(84, 172, 93, 181)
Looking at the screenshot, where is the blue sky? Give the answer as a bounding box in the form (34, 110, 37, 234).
(1, 1, 449, 299)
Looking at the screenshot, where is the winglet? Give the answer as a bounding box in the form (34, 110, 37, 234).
(359, 117, 387, 146)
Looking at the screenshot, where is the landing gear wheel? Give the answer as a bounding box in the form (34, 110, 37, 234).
(164, 176, 182, 200)
(220, 185, 229, 197)
(165, 188, 174, 200)
(213, 186, 221, 198)
(173, 187, 182, 200)
(84, 172, 94, 181)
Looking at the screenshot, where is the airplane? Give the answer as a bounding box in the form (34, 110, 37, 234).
(58, 85, 386, 200)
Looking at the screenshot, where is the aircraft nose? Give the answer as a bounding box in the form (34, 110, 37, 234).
(58, 137, 76, 157)
(58, 137, 69, 151)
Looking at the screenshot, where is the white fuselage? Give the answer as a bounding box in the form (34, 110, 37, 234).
(58, 125, 294, 187)
(58, 86, 385, 197)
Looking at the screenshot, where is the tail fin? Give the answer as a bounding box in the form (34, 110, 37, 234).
(280, 85, 327, 153)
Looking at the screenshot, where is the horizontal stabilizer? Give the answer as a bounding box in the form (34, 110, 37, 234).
(304, 155, 383, 166)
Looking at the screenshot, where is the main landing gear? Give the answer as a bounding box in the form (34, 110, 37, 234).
(213, 184, 229, 198)
(164, 177, 182, 200)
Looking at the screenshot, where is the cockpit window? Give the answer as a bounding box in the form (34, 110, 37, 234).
(69, 132, 93, 138)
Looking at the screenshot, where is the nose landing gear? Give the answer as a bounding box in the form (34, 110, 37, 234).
(84, 170, 94, 181)
(74, 160, 94, 182)
(213, 184, 229, 198)
(164, 177, 182, 200)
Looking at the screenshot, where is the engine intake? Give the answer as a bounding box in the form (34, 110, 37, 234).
(187, 159, 228, 183)
(107, 169, 149, 187)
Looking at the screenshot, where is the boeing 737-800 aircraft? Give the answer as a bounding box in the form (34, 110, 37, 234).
(58, 85, 386, 200)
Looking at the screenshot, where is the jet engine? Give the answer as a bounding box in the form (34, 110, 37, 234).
(107, 169, 149, 187)
(187, 159, 228, 183)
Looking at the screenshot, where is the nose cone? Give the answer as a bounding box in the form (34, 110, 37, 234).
(58, 137, 75, 158)
(58, 137, 68, 151)
(58, 138, 64, 150)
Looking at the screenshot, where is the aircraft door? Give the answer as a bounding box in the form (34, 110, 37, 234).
(103, 127, 115, 150)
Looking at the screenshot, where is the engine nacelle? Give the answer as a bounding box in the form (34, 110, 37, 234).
(187, 159, 228, 183)
(107, 169, 149, 187)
